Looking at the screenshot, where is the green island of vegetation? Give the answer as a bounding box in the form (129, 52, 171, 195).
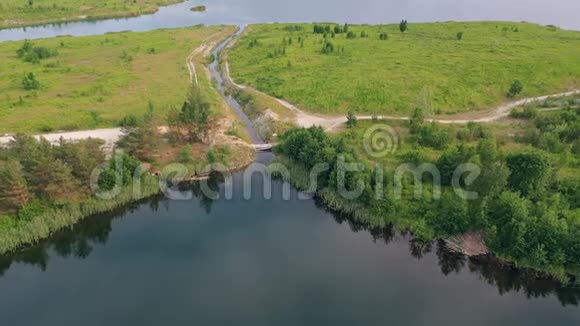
(0, 0, 186, 29)
(273, 94, 580, 281)
(190, 5, 206, 12)
(229, 22, 580, 115)
(0, 25, 236, 133)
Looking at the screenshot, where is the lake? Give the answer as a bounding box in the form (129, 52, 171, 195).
(1, 0, 579, 42)
(0, 153, 579, 325)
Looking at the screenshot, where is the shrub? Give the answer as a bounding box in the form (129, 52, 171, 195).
(313, 24, 328, 34)
(22, 73, 40, 90)
(456, 32, 464, 41)
(397, 149, 429, 165)
(346, 31, 356, 39)
(17, 41, 58, 63)
(321, 41, 334, 54)
(400, 20, 408, 32)
(379, 32, 388, 40)
(572, 139, 580, 155)
(118, 114, 139, 128)
(346, 112, 358, 128)
(537, 132, 565, 153)
(417, 123, 450, 149)
(507, 80, 523, 98)
(510, 105, 538, 119)
(206, 148, 217, 164)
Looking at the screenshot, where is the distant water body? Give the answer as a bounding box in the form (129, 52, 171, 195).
(1, 0, 579, 41)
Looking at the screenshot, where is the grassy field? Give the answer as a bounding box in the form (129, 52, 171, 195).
(0, 25, 236, 133)
(229, 22, 580, 115)
(0, 0, 184, 29)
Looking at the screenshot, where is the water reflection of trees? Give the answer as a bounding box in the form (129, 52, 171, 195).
(0, 175, 223, 278)
(0, 199, 146, 277)
(317, 197, 580, 307)
(2, 177, 579, 307)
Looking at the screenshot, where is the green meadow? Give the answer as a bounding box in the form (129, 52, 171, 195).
(0, 0, 184, 29)
(0, 25, 236, 133)
(228, 22, 580, 115)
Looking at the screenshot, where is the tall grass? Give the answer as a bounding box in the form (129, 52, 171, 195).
(229, 22, 580, 115)
(0, 175, 159, 254)
(0, 25, 236, 133)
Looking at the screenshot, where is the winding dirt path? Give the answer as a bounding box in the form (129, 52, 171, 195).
(186, 33, 224, 85)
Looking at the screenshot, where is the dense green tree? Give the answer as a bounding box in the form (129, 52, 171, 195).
(428, 190, 469, 235)
(180, 86, 212, 142)
(436, 145, 472, 186)
(506, 151, 551, 198)
(488, 191, 533, 257)
(97, 153, 141, 192)
(473, 137, 509, 197)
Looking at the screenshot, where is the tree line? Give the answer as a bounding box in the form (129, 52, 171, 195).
(276, 102, 580, 279)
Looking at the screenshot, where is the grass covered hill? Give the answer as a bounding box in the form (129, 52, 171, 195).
(0, 25, 236, 133)
(228, 22, 580, 115)
(0, 0, 185, 29)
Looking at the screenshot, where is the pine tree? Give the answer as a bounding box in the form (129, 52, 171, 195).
(118, 102, 159, 161)
(0, 160, 30, 212)
(56, 138, 105, 186)
(181, 86, 211, 142)
(32, 157, 80, 201)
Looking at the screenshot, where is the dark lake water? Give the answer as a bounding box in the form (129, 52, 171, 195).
(1, 154, 580, 325)
(1, 0, 579, 41)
